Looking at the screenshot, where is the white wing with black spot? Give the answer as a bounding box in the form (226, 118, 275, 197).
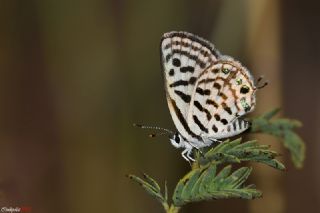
(160, 31, 220, 142)
(187, 59, 256, 147)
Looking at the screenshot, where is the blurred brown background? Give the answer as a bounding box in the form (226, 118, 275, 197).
(0, 0, 319, 213)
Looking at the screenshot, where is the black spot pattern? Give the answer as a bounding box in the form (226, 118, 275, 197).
(172, 58, 181, 67)
(196, 88, 211, 96)
(214, 114, 220, 121)
(174, 90, 191, 103)
(198, 78, 215, 84)
(222, 103, 232, 115)
(169, 77, 197, 88)
(170, 80, 188, 87)
(221, 119, 228, 125)
(189, 77, 197, 84)
(194, 101, 212, 120)
(193, 115, 208, 133)
(180, 66, 195, 73)
(169, 69, 174, 76)
(240, 85, 250, 94)
(233, 122, 237, 130)
(164, 49, 207, 68)
(244, 105, 251, 112)
(206, 99, 218, 108)
(213, 83, 221, 90)
(219, 92, 228, 100)
(165, 54, 171, 62)
(212, 125, 218, 133)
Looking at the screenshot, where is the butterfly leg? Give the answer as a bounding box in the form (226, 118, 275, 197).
(181, 146, 195, 162)
(181, 149, 190, 162)
(209, 138, 223, 143)
(186, 148, 195, 162)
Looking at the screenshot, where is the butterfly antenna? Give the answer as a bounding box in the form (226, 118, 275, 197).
(257, 81, 268, 89)
(133, 123, 174, 137)
(256, 75, 264, 84)
(255, 75, 269, 90)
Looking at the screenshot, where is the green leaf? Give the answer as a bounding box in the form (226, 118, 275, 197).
(181, 170, 201, 199)
(173, 165, 262, 206)
(261, 108, 281, 120)
(199, 138, 285, 171)
(251, 108, 305, 168)
(143, 172, 161, 192)
(127, 174, 165, 204)
(283, 131, 305, 168)
(164, 180, 168, 202)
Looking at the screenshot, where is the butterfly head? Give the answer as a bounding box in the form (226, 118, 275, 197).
(170, 132, 185, 148)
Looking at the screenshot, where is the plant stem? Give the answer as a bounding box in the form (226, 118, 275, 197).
(167, 205, 181, 213)
(163, 202, 170, 212)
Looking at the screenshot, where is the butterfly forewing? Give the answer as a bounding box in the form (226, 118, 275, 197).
(160, 31, 220, 141)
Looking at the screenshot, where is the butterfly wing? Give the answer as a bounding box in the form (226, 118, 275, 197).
(160, 31, 220, 141)
(187, 58, 257, 145)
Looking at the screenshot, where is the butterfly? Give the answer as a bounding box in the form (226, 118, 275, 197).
(157, 31, 269, 162)
(136, 31, 267, 162)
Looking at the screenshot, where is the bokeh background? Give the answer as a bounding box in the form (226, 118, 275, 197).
(0, 0, 319, 212)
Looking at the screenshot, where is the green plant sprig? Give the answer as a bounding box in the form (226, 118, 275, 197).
(128, 109, 305, 212)
(250, 108, 305, 168)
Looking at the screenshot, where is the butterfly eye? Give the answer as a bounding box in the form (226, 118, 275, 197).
(240, 85, 250, 94)
(222, 68, 230, 74)
(175, 134, 180, 143)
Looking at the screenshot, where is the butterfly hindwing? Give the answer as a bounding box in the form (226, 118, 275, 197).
(160, 31, 220, 141)
(187, 59, 256, 144)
